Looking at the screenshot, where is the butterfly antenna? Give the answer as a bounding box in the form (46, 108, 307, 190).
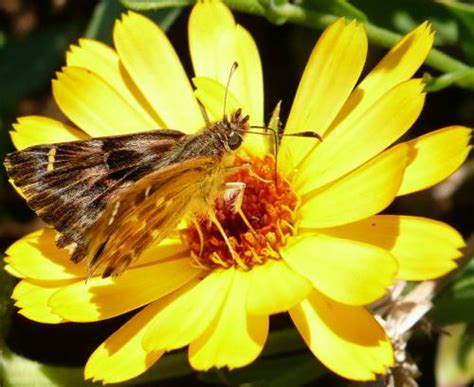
(223, 61, 239, 119)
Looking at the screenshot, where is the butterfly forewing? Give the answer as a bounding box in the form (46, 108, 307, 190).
(4, 129, 187, 267)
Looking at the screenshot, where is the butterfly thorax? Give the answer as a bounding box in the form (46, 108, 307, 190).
(171, 109, 250, 212)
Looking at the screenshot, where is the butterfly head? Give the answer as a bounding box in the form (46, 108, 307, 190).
(221, 108, 250, 152)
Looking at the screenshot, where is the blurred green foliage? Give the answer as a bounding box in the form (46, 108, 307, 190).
(432, 255, 474, 325)
(0, 0, 473, 386)
(0, 24, 75, 113)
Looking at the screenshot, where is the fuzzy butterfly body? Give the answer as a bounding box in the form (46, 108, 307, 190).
(4, 109, 250, 277)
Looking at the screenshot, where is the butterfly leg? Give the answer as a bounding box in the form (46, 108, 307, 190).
(223, 182, 245, 213)
(192, 218, 205, 257)
(207, 209, 249, 270)
(223, 182, 258, 237)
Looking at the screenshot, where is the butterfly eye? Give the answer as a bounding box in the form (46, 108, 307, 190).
(227, 131, 242, 150)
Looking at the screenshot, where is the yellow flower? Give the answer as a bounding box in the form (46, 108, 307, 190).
(4, 0, 471, 384)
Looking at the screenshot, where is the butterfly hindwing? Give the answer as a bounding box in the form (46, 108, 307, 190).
(85, 156, 218, 277)
(4, 129, 187, 262)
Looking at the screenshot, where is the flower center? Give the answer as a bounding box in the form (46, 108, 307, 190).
(180, 155, 298, 270)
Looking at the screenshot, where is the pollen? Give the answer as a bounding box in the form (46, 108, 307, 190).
(181, 155, 298, 270)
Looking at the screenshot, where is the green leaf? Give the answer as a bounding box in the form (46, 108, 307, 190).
(1, 343, 191, 386)
(85, 0, 128, 44)
(121, 0, 268, 15)
(424, 68, 474, 92)
(0, 23, 77, 113)
(268, 355, 326, 387)
(0, 343, 93, 387)
(302, 0, 367, 21)
(120, 0, 194, 11)
(438, 1, 474, 64)
(351, 0, 459, 45)
(459, 324, 474, 370)
(119, 0, 268, 18)
(198, 353, 325, 385)
(435, 324, 474, 385)
(432, 257, 474, 325)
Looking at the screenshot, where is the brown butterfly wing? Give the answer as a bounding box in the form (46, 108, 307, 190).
(4, 130, 187, 262)
(85, 156, 217, 277)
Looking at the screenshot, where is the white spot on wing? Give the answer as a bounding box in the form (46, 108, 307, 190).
(108, 201, 121, 225)
(145, 185, 152, 198)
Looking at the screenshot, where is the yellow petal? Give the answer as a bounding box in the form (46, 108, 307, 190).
(4, 264, 25, 278)
(279, 19, 367, 175)
(296, 79, 425, 194)
(193, 76, 241, 121)
(189, 0, 235, 80)
(397, 126, 472, 195)
(189, 268, 269, 370)
(66, 38, 163, 128)
(53, 67, 152, 136)
(5, 228, 86, 281)
(246, 259, 312, 315)
(189, 0, 264, 127)
(114, 12, 204, 133)
(329, 22, 433, 132)
(10, 116, 87, 150)
(12, 279, 76, 324)
(143, 269, 231, 352)
(299, 144, 408, 228)
(132, 237, 190, 267)
(282, 234, 397, 305)
(290, 290, 393, 381)
(319, 215, 465, 280)
(85, 301, 165, 384)
(49, 257, 202, 322)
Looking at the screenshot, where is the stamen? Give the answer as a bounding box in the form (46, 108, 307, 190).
(208, 210, 249, 270)
(210, 251, 229, 267)
(190, 251, 209, 269)
(238, 208, 258, 238)
(248, 168, 272, 183)
(281, 219, 297, 236)
(180, 155, 298, 271)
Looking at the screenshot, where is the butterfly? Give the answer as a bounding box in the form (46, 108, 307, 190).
(4, 106, 252, 278)
(4, 58, 324, 279)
